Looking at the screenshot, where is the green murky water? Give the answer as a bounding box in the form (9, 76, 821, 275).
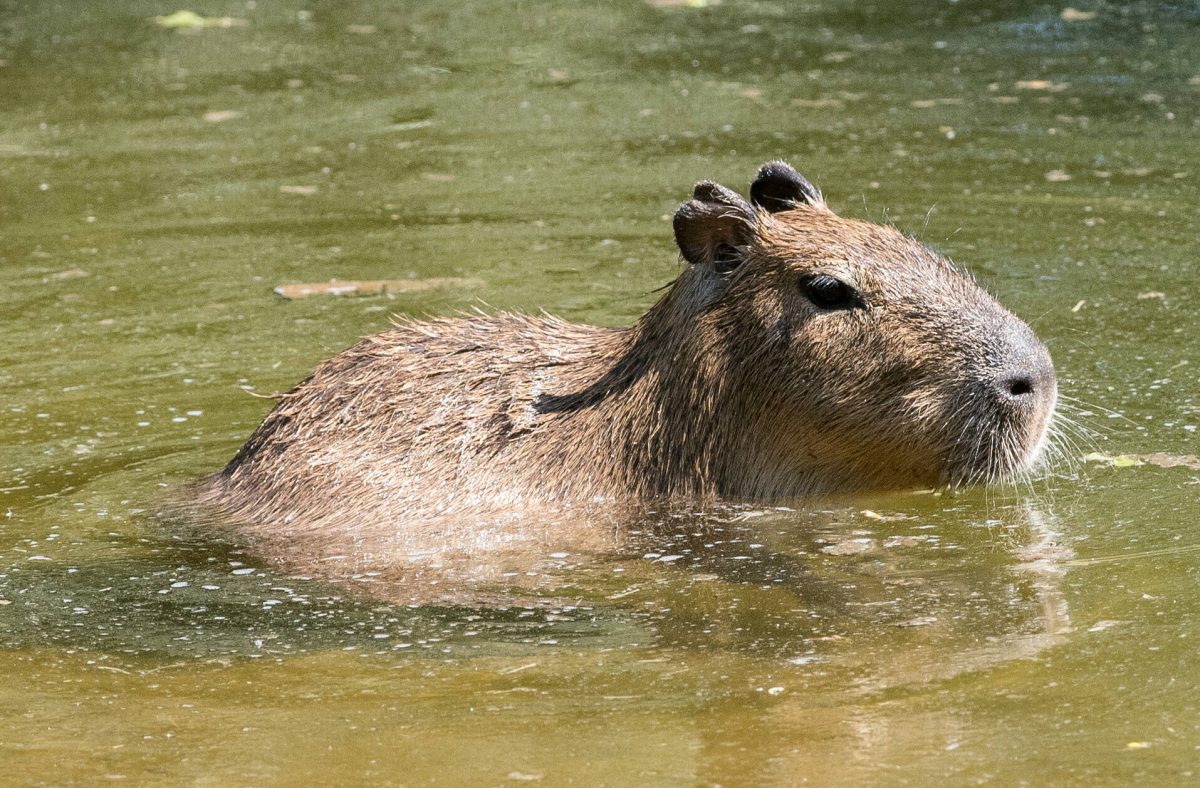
(2, 0, 1198, 783)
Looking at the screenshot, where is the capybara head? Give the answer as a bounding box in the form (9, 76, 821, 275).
(667, 161, 1056, 491)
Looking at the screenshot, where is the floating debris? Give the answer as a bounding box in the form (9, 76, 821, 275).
(1083, 452, 1200, 470)
(1138, 452, 1200, 470)
(821, 538, 874, 556)
(273, 277, 485, 300)
(883, 535, 932, 548)
(392, 119, 434, 131)
(153, 10, 247, 29)
(1088, 620, 1122, 632)
(1083, 453, 1143, 468)
(646, 0, 718, 7)
(49, 267, 89, 280)
(895, 616, 938, 628)
(910, 98, 963, 108)
(791, 97, 845, 109)
(1060, 8, 1097, 22)
(543, 68, 574, 86)
(203, 110, 243, 123)
(1016, 80, 1068, 92)
(860, 509, 913, 522)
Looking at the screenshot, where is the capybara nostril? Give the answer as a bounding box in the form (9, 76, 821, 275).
(1004, 375, 1034, 399)
(995, 348, 1056, 405)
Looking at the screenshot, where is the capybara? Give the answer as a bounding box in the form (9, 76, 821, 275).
(201, 162, 1057, 544)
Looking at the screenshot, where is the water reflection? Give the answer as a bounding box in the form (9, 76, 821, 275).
(4, 490, 1073, 693)
(56, 494, 1065, 690)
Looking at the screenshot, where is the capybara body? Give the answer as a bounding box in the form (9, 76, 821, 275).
(202, 162, 1057, 544)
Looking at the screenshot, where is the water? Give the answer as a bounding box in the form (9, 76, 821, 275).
(2, 0, 1198, 783)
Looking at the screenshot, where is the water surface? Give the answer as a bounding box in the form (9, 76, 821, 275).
(2, 1, 1199, 783)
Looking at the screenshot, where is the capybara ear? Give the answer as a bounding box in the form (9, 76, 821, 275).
(750, 161, 825, 213)
(673, 181, 755, 269)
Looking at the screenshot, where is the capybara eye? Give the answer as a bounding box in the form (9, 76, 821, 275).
(801, 274, 858, 310)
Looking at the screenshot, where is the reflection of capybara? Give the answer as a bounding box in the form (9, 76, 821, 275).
(201, 162, 1056, 537)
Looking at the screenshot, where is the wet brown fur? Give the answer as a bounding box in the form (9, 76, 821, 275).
(199, 163, 1056, 560)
